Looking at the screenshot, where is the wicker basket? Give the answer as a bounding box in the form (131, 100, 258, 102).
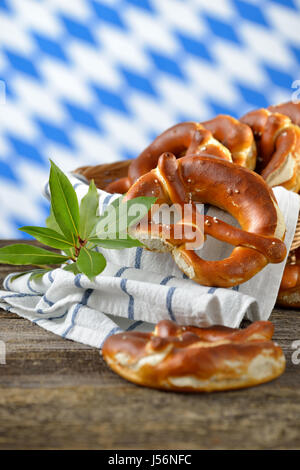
(74, 160, 300, 259)
(74, 160, 132, 191)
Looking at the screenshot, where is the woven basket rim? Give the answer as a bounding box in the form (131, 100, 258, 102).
(290, 211, 300, 252)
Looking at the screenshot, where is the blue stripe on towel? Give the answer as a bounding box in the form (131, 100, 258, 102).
(134, 247, 143, 269)
(232, 285, 240, 291)
(74, 273, 83, 288)
(126, 320, 143, 331)
(120, 278, 134, 320)
(48, 271, 54, 283)
(166, 287, 176, 322)
(0, 292, 38, 300)
(33, 310, 68, 323)
(3, 273, 13, 291)
(27, 276, 41, 294)
(102, 193, 114, 211)
(42, 294, 54, 307)
(100, 326, 123, 348)
(208, 287, 217, 294)
(36, 293, 55, 314)
(115, 266, 129, 277)
(160, 275, 175, 285)
(62, 288, 93, 337)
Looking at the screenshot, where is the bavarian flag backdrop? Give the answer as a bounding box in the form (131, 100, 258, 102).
(0, 0, 299, 238)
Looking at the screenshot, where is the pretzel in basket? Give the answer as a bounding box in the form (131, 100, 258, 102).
(105, 117, 256, 193)
(241, 102, 300, 192)
(278, 247, 300, 308)
(268, 101, 300, 126)
(102, 319, 285, 392)
(125, 152, 286, 287)
(248, 102, 300, 306)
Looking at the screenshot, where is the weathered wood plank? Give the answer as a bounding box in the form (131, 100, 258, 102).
(0, 379, 299, 449)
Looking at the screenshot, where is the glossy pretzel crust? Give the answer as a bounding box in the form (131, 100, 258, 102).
(125, 153, 286, 287)
(105, 117, 256, 193)
(102, 320, 286, 392)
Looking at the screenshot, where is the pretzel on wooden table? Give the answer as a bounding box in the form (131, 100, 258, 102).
(102, 319, 285, 392)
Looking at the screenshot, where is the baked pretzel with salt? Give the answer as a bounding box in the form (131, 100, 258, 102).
(243, 102, 300, 306)
(102, 319, 285, 392)
(125, 152, 286, 287)
(105, 117, 256, 193)
(241, 101, 300, 192)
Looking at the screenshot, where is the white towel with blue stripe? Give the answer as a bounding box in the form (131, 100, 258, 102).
(0, 174, 299, 349)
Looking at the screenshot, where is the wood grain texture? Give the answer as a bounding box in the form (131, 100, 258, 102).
(0, 241, 299, 449)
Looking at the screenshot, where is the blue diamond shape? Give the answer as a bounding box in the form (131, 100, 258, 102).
(148, 51, 184, 79)
(0, 0, 11, 11)
(10, 216, 37, 239)
(60, 15, 97, 45)
(121, 149, 139, 161)
(237, 84, 269, 108)
(36, 119, 74, 148)
(0, 160, 18, 182)
(33, 33, 68, 62)
(177, 33, 212, 61)
(270, 0, 297, 9)
(91, 1, 125, 28)
(265, 65, 295, 89)
(234, 0, 269, 26)
(8, 136, 45, 165)
(291, 45, 300, 63)
(93, 84, 129, 113)
(125, 0, 154, 11)
(4, 49, 40, 79)
(205, 15, 240, 44)
(206, 100, 239, 119)
(63, 101, 100, 130)
(120, 67, 157, 96)
(4, 83, 15, 99)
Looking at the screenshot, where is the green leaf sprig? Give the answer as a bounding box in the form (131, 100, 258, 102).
(0, 160, 156, 281)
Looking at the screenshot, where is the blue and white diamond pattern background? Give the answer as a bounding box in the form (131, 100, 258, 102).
(0, 0, 299, 238)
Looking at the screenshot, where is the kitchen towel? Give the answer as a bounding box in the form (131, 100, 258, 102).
(0, 174, 298, 348)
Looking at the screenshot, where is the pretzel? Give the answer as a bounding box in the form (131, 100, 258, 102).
(201, 115, 256, 168)
(242, 102, 300, 308)
(268, 101, 300, 126)
(105, 117, 256, 193)
(241, 102, 300, 192)
(125, 152, 286, 287)
(102, 319, 285, 392)
(278, 211, 300, 308)
(277, 247, 300, 308)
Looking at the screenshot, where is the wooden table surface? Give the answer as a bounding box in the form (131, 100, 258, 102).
(0, 241, 299, 450)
